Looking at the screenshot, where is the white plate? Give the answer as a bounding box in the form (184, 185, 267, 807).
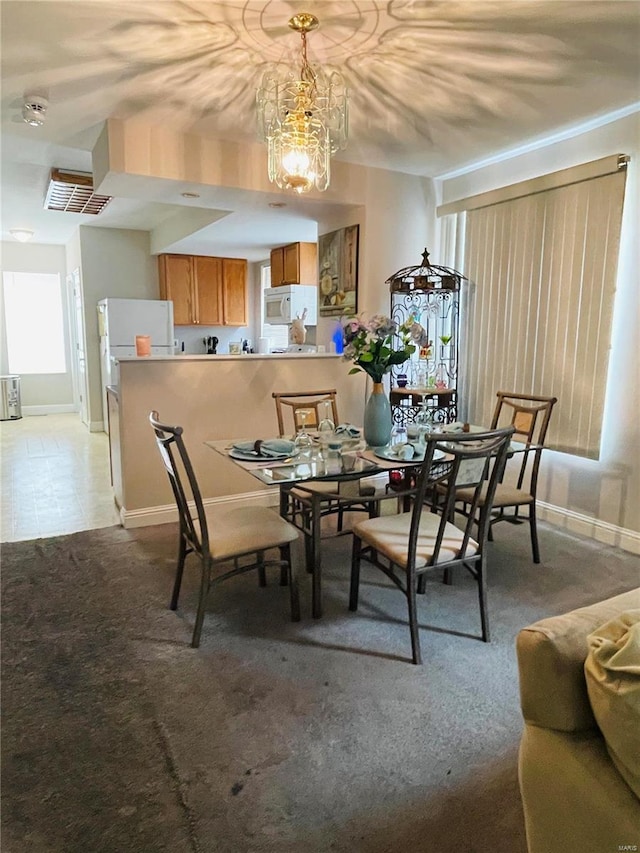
(228, 448, 298, 462)
(374, 446, 445, 463)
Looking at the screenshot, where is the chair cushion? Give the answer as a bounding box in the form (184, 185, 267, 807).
(584, 610, 640, 800)
(292, 481, 340, 498)
(292, 481, 376, 500)
(456, 482, 533, 506)
(353, 511, 478, 570)
(203, 505, 298, 561)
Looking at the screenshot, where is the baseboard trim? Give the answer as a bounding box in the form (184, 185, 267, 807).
(23, 404, 77, 416)
(537, 501, 640, 555)
(120, 489, 279, 529)
(119, 486, 640, 555)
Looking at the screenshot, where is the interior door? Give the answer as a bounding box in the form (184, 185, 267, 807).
(69, 269, 89, 425)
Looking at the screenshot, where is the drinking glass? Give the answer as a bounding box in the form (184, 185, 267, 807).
(317, 401, 336, 436)
(294, 409, 314, 453)
(415, 394, 434, 441)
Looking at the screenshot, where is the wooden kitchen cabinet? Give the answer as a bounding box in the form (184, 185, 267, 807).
(158, 254, 247, 326)
(221, 258, 248, 325)
(270, 242, 317, 287)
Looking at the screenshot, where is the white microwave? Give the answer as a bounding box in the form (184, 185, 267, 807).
(264, 285, 318, 325)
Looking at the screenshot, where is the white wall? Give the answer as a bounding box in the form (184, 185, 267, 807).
(315, 171, 438, 351)
(439, 112, 640, 545)
(0, 241, 74, 411)
(78, 226, 158, 429)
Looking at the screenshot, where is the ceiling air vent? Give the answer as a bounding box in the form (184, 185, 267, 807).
(44, 169, 112, 215)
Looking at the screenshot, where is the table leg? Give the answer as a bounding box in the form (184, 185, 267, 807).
(311, 492, 323, 619)
(280, 485, 290, 518)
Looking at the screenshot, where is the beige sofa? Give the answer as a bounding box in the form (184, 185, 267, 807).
(516, 588, 640, 853)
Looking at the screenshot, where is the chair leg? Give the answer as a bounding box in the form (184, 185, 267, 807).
(170, 534, 188, 611)
(337, 506, 344, 532)
(279, 549, 288, 586)
(283, 544, 300, 622)
(257, 551, 267, 587)
(407, 577, 422, 665)
(191, 556, 211, 649)
(349, 536, 362, 611)
(529, 502, 541, 564)
(442, 568, 452, 586)
(477, 557, 490, 643)
(417, 574, 427, 593)
(304, 533, 313, 574)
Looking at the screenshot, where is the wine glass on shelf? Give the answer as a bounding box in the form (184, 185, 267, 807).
(437, 335, 452, 389)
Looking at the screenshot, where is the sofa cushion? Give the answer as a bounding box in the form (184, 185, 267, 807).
(585, 610, 640, 801)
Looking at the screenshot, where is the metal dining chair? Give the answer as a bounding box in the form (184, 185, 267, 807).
(272, 389, 340, 435)
(149, 411, 300, 648)
(272, 388, 377, 530)
(349, 426, 515, 664)
(453, 391, 557, 563)
(272, 390, 379, 617)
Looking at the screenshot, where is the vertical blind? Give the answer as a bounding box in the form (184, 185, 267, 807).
(443, 160, 627, 459)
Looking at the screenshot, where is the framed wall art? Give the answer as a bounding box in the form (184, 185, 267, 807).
(318, 224, 359, 317)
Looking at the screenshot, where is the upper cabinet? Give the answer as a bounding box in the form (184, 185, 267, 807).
(270, 242, 317, 287)
(158, 254, 247, 326)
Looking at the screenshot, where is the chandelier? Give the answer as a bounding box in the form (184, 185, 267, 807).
(256, 12, 348, 194)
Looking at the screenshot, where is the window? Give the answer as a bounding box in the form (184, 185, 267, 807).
(439, 155, 628, 459)
(3, 272, 67, 374)
(260, 264, 289, 350)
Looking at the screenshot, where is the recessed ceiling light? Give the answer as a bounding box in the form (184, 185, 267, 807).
(268, 202, 286, 208)
(181, 191, 200, 199)
(9, 228, 35, 242)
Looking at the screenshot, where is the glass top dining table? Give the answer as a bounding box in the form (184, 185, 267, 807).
(205, 438, 391, 484)
(205, 435, 450, 619)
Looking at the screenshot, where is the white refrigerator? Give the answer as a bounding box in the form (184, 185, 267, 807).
(97, 298, 174, 432)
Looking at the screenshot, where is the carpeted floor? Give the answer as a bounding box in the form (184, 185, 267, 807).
(2, 519, 638, 852)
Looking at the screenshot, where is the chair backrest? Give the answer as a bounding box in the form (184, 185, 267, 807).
(411, 426, 515, 571)
(272, 390, 340, 437)
(490, 391, 557, 494)
(149, 411, 209, 556)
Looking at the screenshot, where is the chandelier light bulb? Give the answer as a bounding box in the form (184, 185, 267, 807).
(256, 13, 348, 194)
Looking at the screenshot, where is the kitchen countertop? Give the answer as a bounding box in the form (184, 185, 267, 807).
(115, 353, 341, 362)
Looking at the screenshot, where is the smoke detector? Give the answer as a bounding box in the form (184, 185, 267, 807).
(22, 96, 48, 127)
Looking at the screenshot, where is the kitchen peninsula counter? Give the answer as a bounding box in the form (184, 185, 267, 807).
(111, 353, 367, 527)
(116, 352, 339, 362)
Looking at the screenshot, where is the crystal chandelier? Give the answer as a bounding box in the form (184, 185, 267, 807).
(256, 12, 348, 194)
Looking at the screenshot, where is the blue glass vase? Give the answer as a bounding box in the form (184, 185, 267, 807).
(364, 382, 392, 447)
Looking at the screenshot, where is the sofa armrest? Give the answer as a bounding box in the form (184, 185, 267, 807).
(516, 588, 640, 732)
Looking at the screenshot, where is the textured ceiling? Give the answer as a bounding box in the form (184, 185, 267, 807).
(1, 0, 639, 251)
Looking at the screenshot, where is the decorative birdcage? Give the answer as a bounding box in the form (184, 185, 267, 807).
(386, 249, 466, 427)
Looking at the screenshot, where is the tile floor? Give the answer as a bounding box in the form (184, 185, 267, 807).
(1, 413, 120, 542)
